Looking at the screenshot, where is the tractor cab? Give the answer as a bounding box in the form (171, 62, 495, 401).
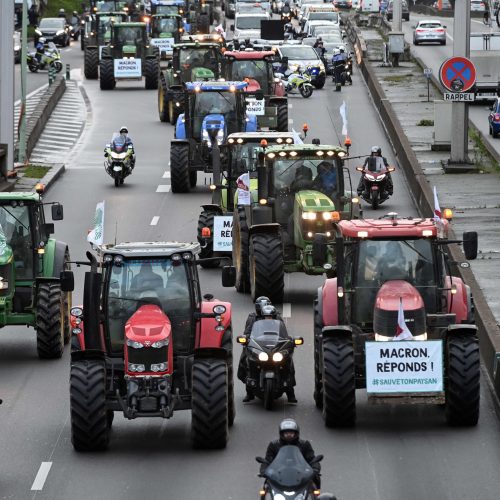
(110, 22, 149, 58)
(95, 12, 128, 45)
(151, 0, 187, 16)
(150, 14, 184, 58)
(174, 43, 223, 82)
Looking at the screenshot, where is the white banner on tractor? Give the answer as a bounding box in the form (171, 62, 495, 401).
(246, 98, 265, 116)
(365, 340, 444, 394)
(114, 58, 142, 78)
(87, 200, 105, 246)
(150, 38, 175, 56)
(213, 216, 233, 251)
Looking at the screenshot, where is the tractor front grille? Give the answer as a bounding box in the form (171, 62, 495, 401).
(127, 345, 168, 371)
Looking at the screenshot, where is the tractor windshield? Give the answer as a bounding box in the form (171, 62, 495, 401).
(179, 48, 219, 80)
(98, 16, 115, 42)
(156, 17, 178, 34)
(229, 60, 271, 91)
(106, 258, 192, 353)
(353, 239, 437, 323)
(229, 142, 264, 174)
(116, 26, 144, 46)
(193, 91, 238, 138)
(157, 6, 182, 15)
(0, 204, 33, 280)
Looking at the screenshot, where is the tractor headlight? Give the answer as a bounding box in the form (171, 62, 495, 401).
(272, 352, 283, 362)
(150, 362, 168, 372)
(127, 339, 144, 349)
(258, 352, 269, 362)
(128, 363, 146, 373)
(72, 328, 82, 335)
(151, 339, 169, 348)
(213, 305, 226, 315)
(302, 212, 317, 220)
(71, 307, 83, 317)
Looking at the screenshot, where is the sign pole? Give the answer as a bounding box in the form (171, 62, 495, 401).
(449, 0, 471, 166)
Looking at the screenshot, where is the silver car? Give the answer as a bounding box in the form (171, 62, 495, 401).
(413, 20, 447, 46)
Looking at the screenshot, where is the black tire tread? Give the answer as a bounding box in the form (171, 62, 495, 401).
(144, 58, 159, 90)
(170, 143, 190, 193)
(36, 282, 64, 359)
(276, 101, 288, 132)
(99, 59, 115, 90)
(84, 47, 98, 79)
(233, 207, 250, 293)
(197, 210, 220, 267)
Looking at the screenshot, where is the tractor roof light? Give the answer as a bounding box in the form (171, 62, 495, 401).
(182, 252, 193, 260)
(302, 212, 317, 220)
(103, 254, 113, 263)
(267, 153, 275, 158)
(35, 183, 45, 194)
(286, 138, 293, 143)
(260, 139, 268, 147)
(228, 138, 235, 144)
(229, 84, 236, 92)
(259, 198, 267, 205)
(113, 255, 124, 266)
(338, 151, 346, 158)
(316, 150, 324, 156)
(201, 227, 211, 238)
(443, 208, 453, 220)
(278, 151, 286, 157)
(276, 138, 283, 143)
(289, 151, 297, 157)
(326, 150, 335, 156)
(236, 138, 244, 144)
(194, 85, 201, 92)
(357, 231, 368, 238)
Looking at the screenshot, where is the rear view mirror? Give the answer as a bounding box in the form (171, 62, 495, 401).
(222, 265, 236, 287)
(463, 231, 478, 260)
(51, 203, 64, 221)
(60, 270, 75, 292)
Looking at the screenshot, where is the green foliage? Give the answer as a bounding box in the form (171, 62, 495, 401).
(44, 0, 83, 18)
(417, 119, 434, 126)
(22, 165, 50, 179)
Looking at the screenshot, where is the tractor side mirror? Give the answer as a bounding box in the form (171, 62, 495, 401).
(43, 223, 54, 236)
(60, 270, 75, 292)
(230, 24, 234, 31)
(222, 265, 236, 287)
(463, 231, 478, 260)
(255, 456, 267, 464)
(51, 203, 64, 221)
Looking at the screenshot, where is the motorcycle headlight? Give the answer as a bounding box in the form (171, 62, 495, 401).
(150, 362, 168, 372)
(151, 338, 169, 348)
(127, 339, 144, 349)
(365, 173, 375, 181)
(258, 352, 269, 362)
(272, 352, 284, 362)
(377, 174, 386, 180)
(128, 363, 146, 372)
(56, 30, 65, 36)
(302, 212, 317, 220)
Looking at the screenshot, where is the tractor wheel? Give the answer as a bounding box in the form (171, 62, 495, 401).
(70, 360, 109, 451)
(276, 101, 288, 132)
(249, 232, 284, 303)
(445, 334, 480, 426)
(170, 142, 191, 193)
(313, 299, 323, 409)
(198, 14, 210, 34)
(197, 209, 220, 268)
(322, 336, 356, 427)
(144, 58, 159, 90)
(63, 250, 72, 345)
(80, 34, 85, 51)
(263, 378, 274, 411)
(191, 358, 229, 449)
(189, 169, 197, 188)
(36, 282, 64, 359)
(232, 207, 250, 293)
(84, 47, 98, 80)
(99, 59, 115, 90)
(222, 328, 235, 427)
(158, 81, 169, 122)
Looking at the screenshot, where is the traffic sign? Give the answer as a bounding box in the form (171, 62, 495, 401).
(444, 93, 475, 102)
(439, 57, 476, 93)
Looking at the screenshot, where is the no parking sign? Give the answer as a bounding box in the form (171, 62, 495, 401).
(439, 56, 476, 93)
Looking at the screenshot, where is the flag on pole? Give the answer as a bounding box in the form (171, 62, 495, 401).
(393, 298, 413, 341)
(87, 201, 105, 246)
(433, 186, 442, 222)
(339, 101, 348, 136)
(292, 128, 304, 144)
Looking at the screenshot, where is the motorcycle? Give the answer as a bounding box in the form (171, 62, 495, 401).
(256, 446, 336, 500)
(104, 134, 135, 187)
(237, 319, 302, 410)
(356, 164, 395, 209)
(278, 69, 314, 98)
(27, 42, 62, 73)
(341, 57, 353, 85)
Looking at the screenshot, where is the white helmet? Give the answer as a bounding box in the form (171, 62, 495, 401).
(339, 45, 345, 53)
(120, 126, 128, 134)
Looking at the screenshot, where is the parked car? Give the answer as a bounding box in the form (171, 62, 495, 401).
(488, 97, 500, 138)
(34, 18, 71, 47)
(385, 0, 410, 21)
(413, 19, 447, 45)
(470, 0, 486, 12)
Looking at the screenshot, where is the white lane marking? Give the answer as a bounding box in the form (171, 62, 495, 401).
(150, 216, 160, 225)
(31, 462, 52, 491)
(282, 303, 292, 318)
(156, 185, 171, 192)
(446, 32, 454, 41)
(162, 171, 170, 178)
(288, 119, 294, 125)
(288, 103, 293, 109)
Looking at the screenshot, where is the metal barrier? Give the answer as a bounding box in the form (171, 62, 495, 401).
(66, 63, 70, 80)
(48, 67, 56, 85)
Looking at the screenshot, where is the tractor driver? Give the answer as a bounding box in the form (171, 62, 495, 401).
(131, 261, 164, 291)
(312, 161, 337, 198)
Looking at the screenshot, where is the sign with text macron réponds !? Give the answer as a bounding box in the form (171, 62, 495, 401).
(151, 38, 175, 55)
(365, 340, 443, 394)
(114, 58, 142, 78)
(213, 216, 233, 251)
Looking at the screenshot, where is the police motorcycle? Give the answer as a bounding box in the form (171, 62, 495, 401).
(256, 447, 336, 500)
(27, 41, 63, 73)
(276, 58, 314, 98)
(237, 309, 303, 410)
(104, 133, 135, 187)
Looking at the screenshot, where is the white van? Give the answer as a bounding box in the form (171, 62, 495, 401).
(357, 0, 380, 13)
(231, 12, 270, 40)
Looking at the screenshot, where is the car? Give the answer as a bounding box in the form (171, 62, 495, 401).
(432, 0, 453, 9)
(305, 20, 341, 37)
(385, 0, 410, 21)
(413, 19, 447, 45)
(333, 0, 352, 8)
(34, 17, 70, 47)
(488, 97, 500, 138)
(470, 0, 486, 12)
(275, 43, 326, 88)
(235, 0, 271, 13)
(231, 12, 270, 40)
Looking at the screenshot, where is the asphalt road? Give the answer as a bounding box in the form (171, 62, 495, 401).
(401, 12, 500, 158)
(2, 16, 500, 500)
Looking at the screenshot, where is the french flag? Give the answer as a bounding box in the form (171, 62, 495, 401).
(393, 298, 413, 341)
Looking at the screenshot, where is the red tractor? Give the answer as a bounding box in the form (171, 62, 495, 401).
(314, 214, 480, 427)
(62, 241, 236, 451)
(223, 50, 288, 132)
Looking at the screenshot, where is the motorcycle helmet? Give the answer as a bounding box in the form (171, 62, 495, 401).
(261, 305, 277, 318)
(339, 45, 345, 53)
(73, 10, 78, 15)
(255, 296, 271, 315)
(371, 145, 380, 155)
(38, 37, 46, 44)
(120, 126, 129, 134)
(279, 418, 300, 442)
(59, 8, 66, 15)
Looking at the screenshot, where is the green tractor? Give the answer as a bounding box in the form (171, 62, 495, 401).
(0, 190, 71, 359)
(158, 41, 224, 124)
(83, 11, 128, 78)
(149, 14, 185, 60)
(100, 22, 160, 90)
(233, 144, 361, 302)
(187, 0, 215, 35)
(197, 131, 296, 268)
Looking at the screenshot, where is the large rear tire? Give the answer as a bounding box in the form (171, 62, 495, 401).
(249, 232, 284, 303)
(99, 59, 115, 90)
(222, 328, 235, 427)
(158, 79, 169, 122)
(36, 282, 64, 359)
(191, 358, 229, 449)
(233, 207, 250, 293)
(322, 336, 356, 427)
(445, 334, 480, 426)
(170, 143, 191, 193)
(144, 58, 159, 90)
(276, 101, 288, 132)
(70, 360, 109, 451)
(84, 47, 98, 80)
(197, 209, 220, 268)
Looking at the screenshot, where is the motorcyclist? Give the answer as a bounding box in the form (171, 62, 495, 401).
(238, 298, 297, 403)
(35, 37, 46, 64)
(283, 22, 297, 40)
(357, 146, 393, 196)
(58, 8, 67, 20)
(260, 419, 321, 488)
(117, 126, 136, 168)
